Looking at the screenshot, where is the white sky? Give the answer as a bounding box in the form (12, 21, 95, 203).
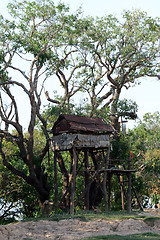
(64, 0, 160, 18)
(0, 0, 160, 129)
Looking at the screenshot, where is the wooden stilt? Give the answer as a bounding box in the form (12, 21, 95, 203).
(117, 175, 127, 201)
(107, 148, 112, 212)
(103, 167, 107, 211)
(103, 148, 110, 212)
(70, 146, 77, 214)
(127, 156, 132, 213)
(120, 175, 125, 211)
(54, 151, 58, 213)
(107, 173, 111, 211)
(84, 149, 90, 210)
(127, 173, 132, 213)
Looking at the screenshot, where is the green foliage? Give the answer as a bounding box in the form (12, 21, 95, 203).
(145, 149, 160, 174)
(129, 112, 160, 154)
(115, 99, 138, 120)
(129, 112, 160, 205)
(0, 142, 39, 222)
(111, 133, 130, 161)
(89, 10, 160, 82)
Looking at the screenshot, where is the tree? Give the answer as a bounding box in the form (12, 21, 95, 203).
(45, 16, 94, 113)
(81, 10, 160, 128)
(129, 112, 160, 206)
(0, 0, 89, 207)
(0, 0, 160, 213)
(0, 135, 41, 222)
(45, 10, 160, 129)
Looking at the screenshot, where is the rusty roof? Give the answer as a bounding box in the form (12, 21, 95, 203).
(52, 114, 113, 135)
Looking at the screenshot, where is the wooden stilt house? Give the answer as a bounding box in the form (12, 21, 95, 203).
(51, 114, 137, 214)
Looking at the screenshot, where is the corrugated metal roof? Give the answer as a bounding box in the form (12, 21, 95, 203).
(52, 114, 113, 135)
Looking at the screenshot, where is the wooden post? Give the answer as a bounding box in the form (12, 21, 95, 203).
(103, 148, 110, 212)
(103, 167, 107, 211)
(120, 175, 125, 211)
(70, 146, 77, 214)
(107, 172, 111, 211)
(107, 147, 112, 212)
(54, 151, 58, 213)
(84, 149, 90, 210)
(127, 155, 132, 213)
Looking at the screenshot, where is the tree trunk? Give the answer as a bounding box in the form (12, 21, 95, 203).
(32, 174, 51, 208)
(110, 115, 120, 132)
(38, 193, 50, 208)
(57, 152, 70, 209)
(110, 87, 121, 131)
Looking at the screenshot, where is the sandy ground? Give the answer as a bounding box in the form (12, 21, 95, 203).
(0, 209, 160, 240)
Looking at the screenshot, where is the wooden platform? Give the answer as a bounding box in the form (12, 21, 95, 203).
(89, 169, 136, 173)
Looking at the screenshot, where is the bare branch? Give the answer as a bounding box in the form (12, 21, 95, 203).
(56, 69, 65, 88)
(0, 80, 30, 96)
(3, 85, 19, 125)
(0, 129, 24, 142)
(45, 91, 60, 104)
(7, 65, 30, 82)
(95, 88, 113, 109)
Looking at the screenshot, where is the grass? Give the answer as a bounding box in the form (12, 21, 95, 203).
(50, 210, 159, 223)
(83, 232, 160, 240)
(22, 210, 141, 222)
(22, 210, 160, 223)
(23, 239, 33, 240)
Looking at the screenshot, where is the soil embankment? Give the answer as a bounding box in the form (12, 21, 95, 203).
(0, 209, 160, 240)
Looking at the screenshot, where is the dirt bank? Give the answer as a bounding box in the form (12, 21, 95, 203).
(0, 209, 160, 240)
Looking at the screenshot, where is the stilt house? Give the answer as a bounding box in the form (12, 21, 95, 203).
(51, 114, 137, 214)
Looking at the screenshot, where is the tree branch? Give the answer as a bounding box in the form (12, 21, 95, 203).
(45, 91, 60, 104)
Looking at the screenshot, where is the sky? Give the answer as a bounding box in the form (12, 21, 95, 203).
(0, 0, 160, 129)
(64, 0, 160, 18)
